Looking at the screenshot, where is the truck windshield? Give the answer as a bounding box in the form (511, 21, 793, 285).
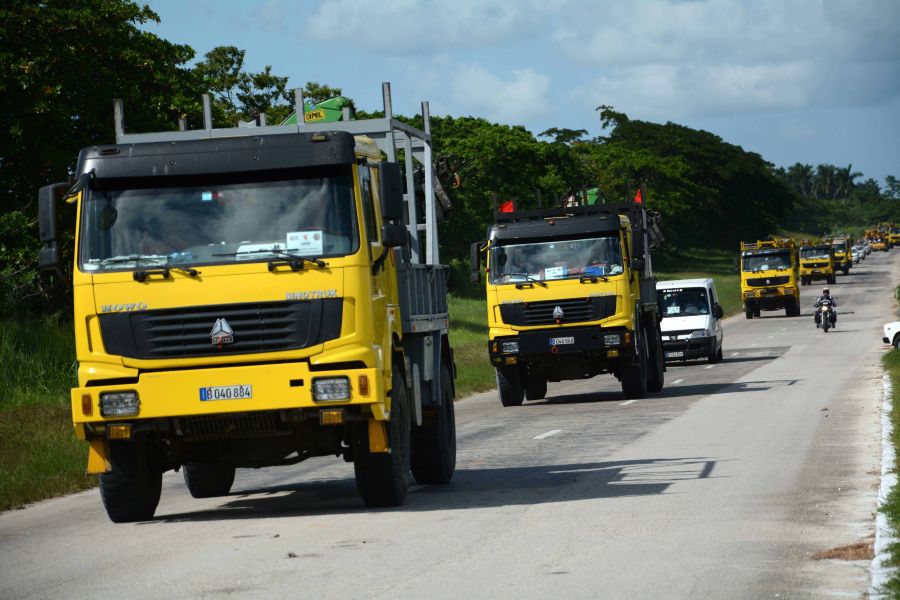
(79, 169, 358, 272)
(741, 250, 791, 272)
(490, 234, 623, 284)
(832, 241, 846, 252)
(657, 288, 710, 317)
(800, 247, 830, 259)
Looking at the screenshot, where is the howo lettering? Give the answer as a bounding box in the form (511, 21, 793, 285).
(37, 84, 457, 522)
(470, 193, 666, 405)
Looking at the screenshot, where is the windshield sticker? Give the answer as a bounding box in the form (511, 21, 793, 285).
(667, 306, 681, 315)
(201, 191, 223, 201)
(287, 231, 324, 256)
(544, 265, 567, 280)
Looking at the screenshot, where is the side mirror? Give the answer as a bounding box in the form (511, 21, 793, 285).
(732, 257, 740, 273)
(38, 182, 69, 275)
(713, 303, 724, 319)
(378, 162, 404, 222)
(470, 241, 483, 284)
(381, 222, 408, 248)
(631, 258, 645, 273)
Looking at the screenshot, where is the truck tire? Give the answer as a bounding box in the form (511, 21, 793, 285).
(411, 365, 456, 485)
(893, 334, 900, 350)
(524, 377, 547, 401)
(621, 329, 648, 399)
(354, 365, 411, 507)
(646, 326, 665, 392)
(745, 305, 753, 319)
(496, 366, 524, 407)
(99, 439, 162, 523)
(182, 463, 235, 498)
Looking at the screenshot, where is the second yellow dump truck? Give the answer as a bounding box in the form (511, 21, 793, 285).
(799, 241, 836, 285)
(830, 236, 853, 275)
(471, 195, 665, 405)
(740, 239, 801, 318)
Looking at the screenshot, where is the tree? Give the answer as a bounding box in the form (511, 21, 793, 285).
(193, 46, 292, 126)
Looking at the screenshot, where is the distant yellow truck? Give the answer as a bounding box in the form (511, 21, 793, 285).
(740, 239, 800, 319)
(830, 237, 852, 275)
(799, 241, 836, 285)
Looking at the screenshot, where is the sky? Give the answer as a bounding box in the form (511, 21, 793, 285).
(142, 0, 900, 185)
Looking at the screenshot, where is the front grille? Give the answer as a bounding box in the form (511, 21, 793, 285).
(499, 295, 617, 326)
(662, 329, 694, 339)
(179, 412, 290, 441)
(803, 262, 829, 269)
(746, 275, 790, 287)
(100, 299, 342, 359)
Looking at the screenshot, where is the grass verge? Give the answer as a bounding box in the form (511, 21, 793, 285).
(0, 317, 92, 512)
(881, 349, 900, 595)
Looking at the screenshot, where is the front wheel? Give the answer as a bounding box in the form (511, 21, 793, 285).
(621, 329, 648, 399)
(496, 366, 524, 407)
(524, 376, 548, 401)
(354, 365, 411, 507)
(99, 439, 162, 523)
(745, 305, 753, 319)
(411, 364, 456, 485)
(893, 335, 900, 350)
(646, 326, 665, 392)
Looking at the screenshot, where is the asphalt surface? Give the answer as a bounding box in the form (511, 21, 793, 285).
(2, 251, 898, 599)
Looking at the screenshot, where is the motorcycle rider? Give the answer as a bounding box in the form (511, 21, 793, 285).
(814, 287, 837, 327)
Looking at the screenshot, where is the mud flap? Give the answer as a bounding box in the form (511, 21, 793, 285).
(87, 438, 111, 474)
(368, 419, 389, 454)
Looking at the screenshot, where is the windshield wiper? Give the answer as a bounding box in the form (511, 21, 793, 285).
(94, 254, 166, 266)
(579, 274, 609, 283)
(214, 247, 326, 269)
(504, 273, 548, 288)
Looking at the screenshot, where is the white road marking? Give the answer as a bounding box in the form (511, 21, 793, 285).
(672, 379, 685, 385)
(533, 429, 562, 440)
(705, 365, 715, 369)
(619, 400, 637, 406)
(730, 352, 740, 357)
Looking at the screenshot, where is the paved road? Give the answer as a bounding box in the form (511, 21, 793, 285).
(2, 252, 898, 599)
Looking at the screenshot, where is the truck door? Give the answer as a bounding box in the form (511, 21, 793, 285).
(359, 165, 389, 372)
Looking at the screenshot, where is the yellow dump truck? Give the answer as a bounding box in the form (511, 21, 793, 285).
(799, 241, 836, 285)
(740, 239, 800, 318)
(470, 195, 665, 404)
(830, 236, 852, 275)
(37, 84, 457, 522)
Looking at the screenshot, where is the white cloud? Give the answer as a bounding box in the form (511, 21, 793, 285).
(450, 65, 551, 124)
(304, 0, 560, 52)
(556, 0, 900, 117)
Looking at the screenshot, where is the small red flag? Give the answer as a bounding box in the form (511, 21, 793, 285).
(633, 189, 643, 204)
(499, 200, 515, 213)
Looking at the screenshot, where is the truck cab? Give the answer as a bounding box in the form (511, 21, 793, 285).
(656, 278, 724, 363)
(799, 242, 836, 286)
(830, 237, 852, 274)
(739, 239, 800, 318)
(471, 198, 665, 405)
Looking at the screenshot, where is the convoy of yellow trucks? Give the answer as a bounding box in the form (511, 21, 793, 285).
(35, 83, 888, 522)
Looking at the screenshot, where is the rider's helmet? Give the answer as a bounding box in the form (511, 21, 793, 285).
(822, 287, 830, 295)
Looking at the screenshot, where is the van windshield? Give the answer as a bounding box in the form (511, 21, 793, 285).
(657, 287, 710, 318)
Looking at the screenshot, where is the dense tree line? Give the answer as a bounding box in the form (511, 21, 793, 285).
(1, 0, 896, 317)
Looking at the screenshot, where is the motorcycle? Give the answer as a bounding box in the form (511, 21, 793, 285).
(814, 299, 835, 333)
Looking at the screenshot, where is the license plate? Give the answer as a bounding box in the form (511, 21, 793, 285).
(549, 336, 575, 346)
(812, 269, 821, 273)
(665, 351, 684, 358)
(200, 385, 252, 401)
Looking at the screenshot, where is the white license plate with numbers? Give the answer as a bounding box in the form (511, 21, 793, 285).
(200, 385, 252, 401)
(549, 336, 575, 346)
(665, 351, 684, 358)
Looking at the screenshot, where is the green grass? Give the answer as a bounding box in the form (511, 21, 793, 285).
(880, 349, 900, 596)
(448, 295, 495, 398)
(0, 317, 92, 512)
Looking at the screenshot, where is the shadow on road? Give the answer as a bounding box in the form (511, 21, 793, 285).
(150, 456, 722, 523)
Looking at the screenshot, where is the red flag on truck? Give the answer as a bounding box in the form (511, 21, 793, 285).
(633, 189, 643, 204)
(499, 200, 515, 213)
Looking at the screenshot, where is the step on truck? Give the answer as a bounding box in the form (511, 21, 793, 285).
(798, 240, 836, 286)
(470, 193, 665, 405)
(37, 83, 457, 522)
(739, 239, 801, 318)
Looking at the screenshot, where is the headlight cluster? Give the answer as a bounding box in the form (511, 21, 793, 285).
(501, 341, 519, 354)
(603, 333, 622, 346)
(99, 391, 140, 417)
(312, 377, 351, 402)
(690, 329, 711, 339)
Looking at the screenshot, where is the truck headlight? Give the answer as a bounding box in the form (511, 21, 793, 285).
(603, 333, 622, 346)
(100, 391, 140, 417)
(312, 377, 351, 402)
(501, 341, 519, 354)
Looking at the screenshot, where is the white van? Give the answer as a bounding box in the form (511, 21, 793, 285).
(656, 278, 724, 363)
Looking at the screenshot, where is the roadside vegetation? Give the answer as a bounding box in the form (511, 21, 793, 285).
(0, 317, 90, 512)
(881, 347, 900, 596)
